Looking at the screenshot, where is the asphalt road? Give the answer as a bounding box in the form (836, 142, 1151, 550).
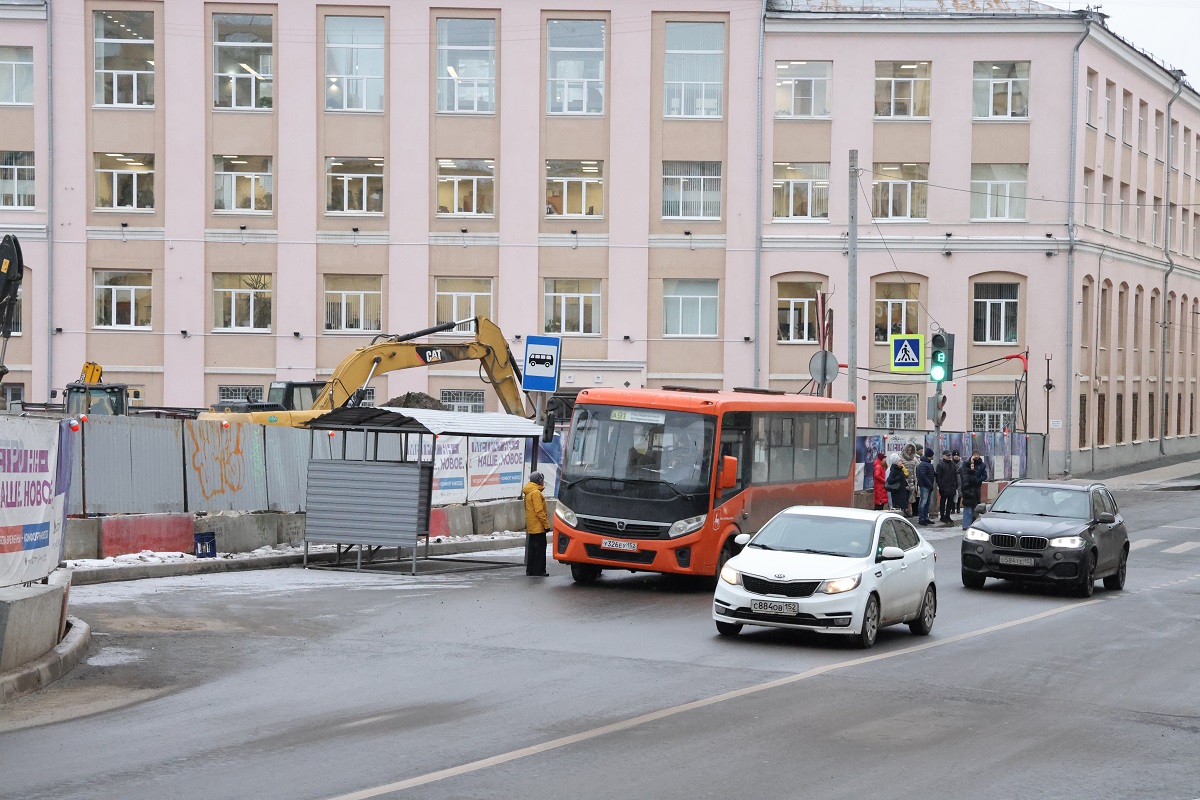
(2, 489, 1199, 800)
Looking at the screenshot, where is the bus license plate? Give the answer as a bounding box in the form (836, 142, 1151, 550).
(601, 539, 638, 552)
(751, 600, 798, 616)
(998, 555, 1035, 567)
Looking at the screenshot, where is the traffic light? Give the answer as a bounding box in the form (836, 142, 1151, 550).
(929, 332, 955, 383)
(927, 391, 948, 426)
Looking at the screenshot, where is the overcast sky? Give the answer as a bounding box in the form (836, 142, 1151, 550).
(1043, 1, 1200, 85)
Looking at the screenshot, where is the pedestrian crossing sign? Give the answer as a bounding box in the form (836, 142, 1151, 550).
(889, 334, 925, 373)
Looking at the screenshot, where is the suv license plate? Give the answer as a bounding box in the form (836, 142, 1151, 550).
(751, 600, 799, 616)
(600, 539, 638, 552)
(998, 555, 1035, 567)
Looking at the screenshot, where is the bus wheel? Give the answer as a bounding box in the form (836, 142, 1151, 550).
(571, 564, 602, 585)
(715, 539, 736, 578)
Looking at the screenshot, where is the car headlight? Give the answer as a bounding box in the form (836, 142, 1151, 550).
(554, 502, 577, 527)
(817, 574, 862, 594)
(668, 514, 706, 538)
(964, 528, 990, 542)
(720, 565, 741, 585)
(1049, 535, 1086, 548)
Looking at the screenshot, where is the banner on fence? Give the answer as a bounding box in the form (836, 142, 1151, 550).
(467, 437, 528, 501)
(0, 417, 74, 588)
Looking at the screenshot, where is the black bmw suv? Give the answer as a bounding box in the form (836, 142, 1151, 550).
(961, 480, 1129, 597)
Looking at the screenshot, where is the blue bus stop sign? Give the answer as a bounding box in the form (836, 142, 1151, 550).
(522, 335, 562, 393)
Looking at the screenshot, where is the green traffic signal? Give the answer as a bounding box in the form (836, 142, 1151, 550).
(929, 332, 954, 382)
(930, 363, 947, 382)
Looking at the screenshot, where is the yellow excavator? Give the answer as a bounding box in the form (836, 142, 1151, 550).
(200, 316, 532, 426)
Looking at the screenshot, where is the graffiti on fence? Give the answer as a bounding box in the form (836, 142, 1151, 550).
(186, 421, 246, 500)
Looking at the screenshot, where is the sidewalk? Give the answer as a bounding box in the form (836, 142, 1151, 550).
(1082, 454, 1200, 491)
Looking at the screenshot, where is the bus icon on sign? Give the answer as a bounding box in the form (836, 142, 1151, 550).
(529, 353, 555, 368)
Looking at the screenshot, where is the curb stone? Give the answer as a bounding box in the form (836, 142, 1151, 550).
(0, 616, 91, 705)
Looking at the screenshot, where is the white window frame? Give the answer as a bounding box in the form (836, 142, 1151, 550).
(1138, 101, 1148, 153)
(774, 61, 831, 118)
(218, 385, 263, 403)
(435, 278, 493, 333)
(544, 279, 601, 336)
(214, 156, 272, 213)
(662, 161, 721, 220)
(663, 278, 718, 338)
(325, 16, 385, 112)
(772, 163, 829, 220)
(94, 270, 152, 329)
(874, 62, 930, 118)
(93, 11, 154, 107)
(873, 393, 917, 430)
(972, 394, 1016, 432)
(546, 160, 603, 218)
(94, 154, 154, 210)
(6, 285, 20, 335)
(213, 273, 271, 332)
(776, 282, 819, 343)
(436, 18, 496, 114)
(1121, 91, 1132, 144)
(325, 157, 384, 214)
(0, 46, 33, 105)
(970, 164, 1027, 221)
(441, 389, 485, 413)
(872, 164, 928, 220)
(546, 19, 605, 116)
(0, 151, 34, 209)
(663, 22, 724, 119)
(874, 284, 919, 344)
(324, 276, 382, 333)
(213, 14, 273, 111)
(973, 61, 1030, 119)
(436, 159, 495, 217)
(973, 283, 1019, 345)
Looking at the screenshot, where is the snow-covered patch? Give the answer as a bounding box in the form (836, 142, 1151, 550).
(86, 647, 143, 667)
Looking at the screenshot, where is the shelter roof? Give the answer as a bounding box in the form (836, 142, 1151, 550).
(306, 407, 545, 438)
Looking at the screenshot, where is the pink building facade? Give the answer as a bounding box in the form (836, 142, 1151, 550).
(1, 0, 1199, 474)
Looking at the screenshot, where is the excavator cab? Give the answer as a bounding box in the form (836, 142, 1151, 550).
(62, 362, 139, 416)
(266, 381, 325, 410)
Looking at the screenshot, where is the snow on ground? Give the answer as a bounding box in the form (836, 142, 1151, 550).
(85, 647, 143, 667)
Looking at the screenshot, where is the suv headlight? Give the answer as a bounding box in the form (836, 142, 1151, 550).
(720, 565, 742, 585)
(964, 528, 990, 542)
(1049, 535, 1086, 548)
(554, 502, 577, 527)
(668, 514, 706, 538)
(817, 574, 862, 594)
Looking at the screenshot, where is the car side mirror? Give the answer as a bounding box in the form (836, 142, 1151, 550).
(1098, 512, 1116, 524)
(734, 533, 751, 546)
(974, 503, 988, 517)
(718, 456, 738, 490)
(878, 546, 904, 562)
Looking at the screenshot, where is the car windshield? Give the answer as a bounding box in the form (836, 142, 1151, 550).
(990, 486, 1092, 519)
(749, 514, 875, 558)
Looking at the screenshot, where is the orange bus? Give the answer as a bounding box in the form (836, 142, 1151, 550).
(552, 387, 857, 584)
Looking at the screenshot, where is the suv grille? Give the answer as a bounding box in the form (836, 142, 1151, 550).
(578, 516, 669, 539)
(990, 533, 1049, 551)
(990, 534, 1017, 549)
(1019, 536, 1049, 550)
(742, 576, 821, 598)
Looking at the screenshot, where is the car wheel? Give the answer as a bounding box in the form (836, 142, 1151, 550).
(1075, 551, 1096, 598)
(715, 620, 742, 637)
(908, 586, 936, 636)
(961, 571, 986, 590)
(571, 564, 602, 585)
(1103, 546, 1128, 591)
(856, 594, 880, 649)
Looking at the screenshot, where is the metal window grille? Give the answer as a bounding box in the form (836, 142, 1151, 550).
(441, 389, 485, 413)
(873, 393, 917, 430)
(218, 385, 263, 403)
(971, 394, 1016, 432)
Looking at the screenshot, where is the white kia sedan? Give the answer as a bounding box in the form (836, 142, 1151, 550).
(713, 507, 937, 649)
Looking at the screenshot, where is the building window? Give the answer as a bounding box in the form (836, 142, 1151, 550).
(214, 14, 273, 110)
(94, 153, 153, 209)
(874, 393, 917, 430)
(777, 281, 819, 343)
(664, 22, 723, 118)
(875, 61, 930, 118)
(1116, 392, 1124, 444)
(772, 163, 829, 220)
(973, 61, 1029, 119)
(972, 394, 1015, 431)
(441, 389, 485, 413)
(1104, 80, 1116, 136)
(0, 151, 34, 208)
(435, 277, 492, 331)
(874, 283, 918, 344)
(3, 384, 23, 405)
(1138, 101, 1148, 153)
(774, 61, 830, 118)
(1118, 183, 1129, 237)
(547, 19, 604, 115)
(436, 159, 494, 216)
(663, 278, 718, 337)
(436, 18, 495, 114)
(973, 283, 1019, 344)
(970, 164, 1027, 220)
(1132, 392, 1139, 440)
(1082, 169, 1094, 227)
(872, 163, 927, 220)
(1085, 70, 1096, 126)
(324, 275, 381, 332)
(1079, 393, 1088, 448)
(213, 273, 271, 331)
(214, 156, 272, 212)
(1101, 176, 1113, 231)
(544, 279, 600, 335)
(326, 157, 383, 214)
(662, 161, 721, 219)
(6, 285, 20, 335)
(1121, 90, 1133, 144)
(0, 46, 33, 105)
(94, 270, 151, 329)
(546, 160, 602, 217)
(218, 385, 263, 403)
(94, 11, 153, 106)
(325, 16, 384, 112)
(1136, 190, 1146, 241)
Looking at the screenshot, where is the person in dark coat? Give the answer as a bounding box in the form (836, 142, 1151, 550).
(951, 450, 964, 514)
(885, 456, 910, 513)
(916, 447, 936, 525)
(872, 452, 888, 510)
(934, 451, 958, 525)
(523, 472, 550, 576)
(961, 452, 988, 530)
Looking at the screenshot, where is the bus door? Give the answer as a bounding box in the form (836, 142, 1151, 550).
(716, 412, 750, 523)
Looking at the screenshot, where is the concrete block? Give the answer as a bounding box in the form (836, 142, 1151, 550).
(197, 513, 278, 554)
(100, 514, 193, 557)
(276, 513, 305, 546)
(63, 518, 101, 560)
(441, 505, 475, 537)
(471, 499, 528, 535)
(0, 582, 66, 672)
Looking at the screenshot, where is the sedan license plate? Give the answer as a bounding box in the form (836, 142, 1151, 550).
(998, 555, 1036, 567)
(600, 539, 638, 552)
(751, 599, 799, 616)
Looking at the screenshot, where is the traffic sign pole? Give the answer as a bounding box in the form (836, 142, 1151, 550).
(934, 380, 944, 460)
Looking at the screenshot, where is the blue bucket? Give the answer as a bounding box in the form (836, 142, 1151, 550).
(194, 532, 216, 559)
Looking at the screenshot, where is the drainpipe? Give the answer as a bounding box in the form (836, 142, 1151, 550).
(45, 0, 54, 400)
(1063, 11, 1093, 474)
(752, 0, 766, 387)
(1159, 70, 1186, 455)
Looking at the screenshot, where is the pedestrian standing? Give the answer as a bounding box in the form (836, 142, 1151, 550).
(523, 472, 550, 577)
(885, 455, 910, 514)
(901, 444, 919, 517)
(961, 452, 988, 530)
(934, 451, 958, 525)
(916, 448, 936, 526)
(951, 450, 963, 514)
(872, 452, 888, 510)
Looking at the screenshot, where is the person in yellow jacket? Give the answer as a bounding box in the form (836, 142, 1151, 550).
(523, 472, 550, 577)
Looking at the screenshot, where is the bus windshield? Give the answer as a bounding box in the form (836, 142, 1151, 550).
(563, 405, 716, 496)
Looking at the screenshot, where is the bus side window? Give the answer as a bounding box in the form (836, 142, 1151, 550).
(816, 413, 841, 479)
(716, 412, 749, 505)
(750, 414, 769, 484)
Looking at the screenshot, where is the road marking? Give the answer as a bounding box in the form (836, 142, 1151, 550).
(323, 601, 1106, 800)
(1161, 542, 1200, 554)
(1130, 539, 1164, 550)
(1162, 525, 1200, 530)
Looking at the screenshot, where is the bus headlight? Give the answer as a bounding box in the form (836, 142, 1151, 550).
(554, 502, 577, 528)
(668, 514, 707, 538)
